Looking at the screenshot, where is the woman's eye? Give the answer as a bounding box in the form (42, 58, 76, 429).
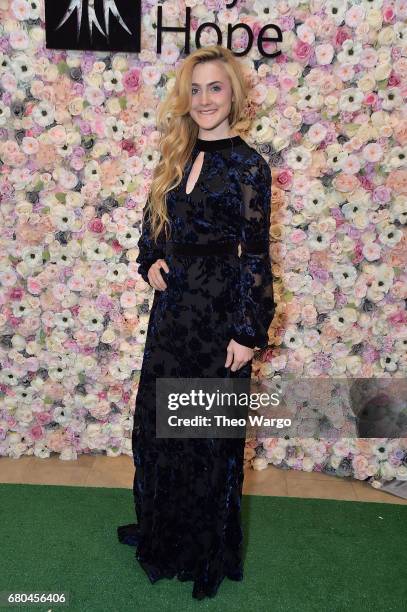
(191, 86, 221, 95)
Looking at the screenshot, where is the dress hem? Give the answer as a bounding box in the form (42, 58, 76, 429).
(117, 523, 244, 600)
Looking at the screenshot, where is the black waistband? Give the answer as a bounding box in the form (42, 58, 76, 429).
(165, 241, 269, 256)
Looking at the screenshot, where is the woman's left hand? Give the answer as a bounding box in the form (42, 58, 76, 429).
(225, 339, 254, 372)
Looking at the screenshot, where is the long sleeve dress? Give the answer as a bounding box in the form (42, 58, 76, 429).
(117, 134, 275, 600)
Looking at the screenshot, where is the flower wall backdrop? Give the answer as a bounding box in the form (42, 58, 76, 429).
(0, 0, 406, 489)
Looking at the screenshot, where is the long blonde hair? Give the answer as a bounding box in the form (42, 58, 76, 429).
(147, 45, 249, 243)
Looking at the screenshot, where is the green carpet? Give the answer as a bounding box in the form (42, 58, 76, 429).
(1, 483, 406, 612)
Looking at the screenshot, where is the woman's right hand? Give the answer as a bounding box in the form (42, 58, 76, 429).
(148, 259, 169, 291)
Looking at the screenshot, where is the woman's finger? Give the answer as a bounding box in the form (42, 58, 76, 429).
(225, 345, 234, 368)
(151, 266, 167, 290)
(159, 259, 170, 274)
(231, 358, 243, 372)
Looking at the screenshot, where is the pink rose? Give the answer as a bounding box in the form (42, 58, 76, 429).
(88, 218, 105, 233)
(388, 72, 401, 87)
(8, 287, 24, 299)
(302, 304, 317, 326)
(111, 239, 123, 254)
(353, 454, 369, 474)
(383, 6, 395, 22)
(121, 139, 137, 156)
(363, 92, 377, 106)
(30, 425, 44, 440)
(123, 68, 141, 93)
(388, 310, 407, 326)
(36, 412, 53, 426)
(393, 119, 407, 146)
(290, 229, 306, 244)
(276, 169, 293, 189)
(292, 40, 313, 62)
(335, 28, 352, 47)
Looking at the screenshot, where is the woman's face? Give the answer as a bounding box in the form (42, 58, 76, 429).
(189, 60, 234, 136)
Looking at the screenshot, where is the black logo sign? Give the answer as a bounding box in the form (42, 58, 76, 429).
(45, 1, 282, 57)
(45, 0, 141, 52)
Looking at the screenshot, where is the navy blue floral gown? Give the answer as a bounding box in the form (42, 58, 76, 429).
(117, 135, 275, 599)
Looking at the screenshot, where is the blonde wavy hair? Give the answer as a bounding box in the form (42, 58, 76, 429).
(146, 45, 250, 243)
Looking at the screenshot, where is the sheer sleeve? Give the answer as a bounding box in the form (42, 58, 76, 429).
(136, 197, 166, 285)
(231, 158, 276, 349)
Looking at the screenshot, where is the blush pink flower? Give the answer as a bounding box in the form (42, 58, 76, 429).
(123, 68, 141, 92)
(290, 229, 307, 244)
(276, 169, 293, 189)
(36, 412, 53, 426)
(30, 425, 44, 440)
(383, 6, 396, 22)
(292, 40, 313, 62)
(26, 277, 43, 295)
(88, 218, 105, 233)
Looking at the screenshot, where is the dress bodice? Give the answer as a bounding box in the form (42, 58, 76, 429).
(136, 134, 276, 350)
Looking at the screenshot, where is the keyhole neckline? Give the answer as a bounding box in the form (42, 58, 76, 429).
(185, 150, 205, 197)
(184, 135, 243, 196)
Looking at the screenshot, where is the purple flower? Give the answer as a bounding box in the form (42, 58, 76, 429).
(0, 37, 10, 52)
(72, 146, 85, 157)
(347, 226, 361, 239)
(314, 353, 332, 371)
(303, 111, 320, 124)
(312, 268, 330, 283)
(331, 207, 345, 220)
(96, 294, 113, 309)
(362, 345, 380, 364)
(77, 120, 92, 135)
(372, 185, 391, 205)
(81, 55, 95, 74)
(279, 16, 295, 31)
(72, 82, 85, 96)
(335, 291, 349, 308)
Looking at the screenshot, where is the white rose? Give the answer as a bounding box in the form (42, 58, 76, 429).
(330, 455, 342, 469)
(373, 64, 392, 81)
(252, 457, 269, 471)
(106, 97, 121, 115)
(66, 53, 81, 68)
(286, 62, 303, 78)
(101, 328, 116, 344)
(302, 457, 315, 472)
(380, 463, 396, 480)
(266, 86, 279, 106)
(396, 465, 407, 481)
(377, 48, 391, 64)
(357, 74, 376, 92)
(85, 73, 102, 88)
(377, 26, 396, 46)
(30, 27, 44, 44)
(112, 56, 128, 71)
(16, 201, 33, 215)
(366, 9, 382, 29)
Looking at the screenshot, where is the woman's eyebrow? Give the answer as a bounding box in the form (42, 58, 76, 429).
(191, 80, 223, 86)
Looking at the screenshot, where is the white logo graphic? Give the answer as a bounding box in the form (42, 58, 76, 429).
(55, 0, 132, 42)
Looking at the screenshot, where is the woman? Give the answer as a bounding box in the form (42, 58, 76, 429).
(117, 45, 275, 600)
